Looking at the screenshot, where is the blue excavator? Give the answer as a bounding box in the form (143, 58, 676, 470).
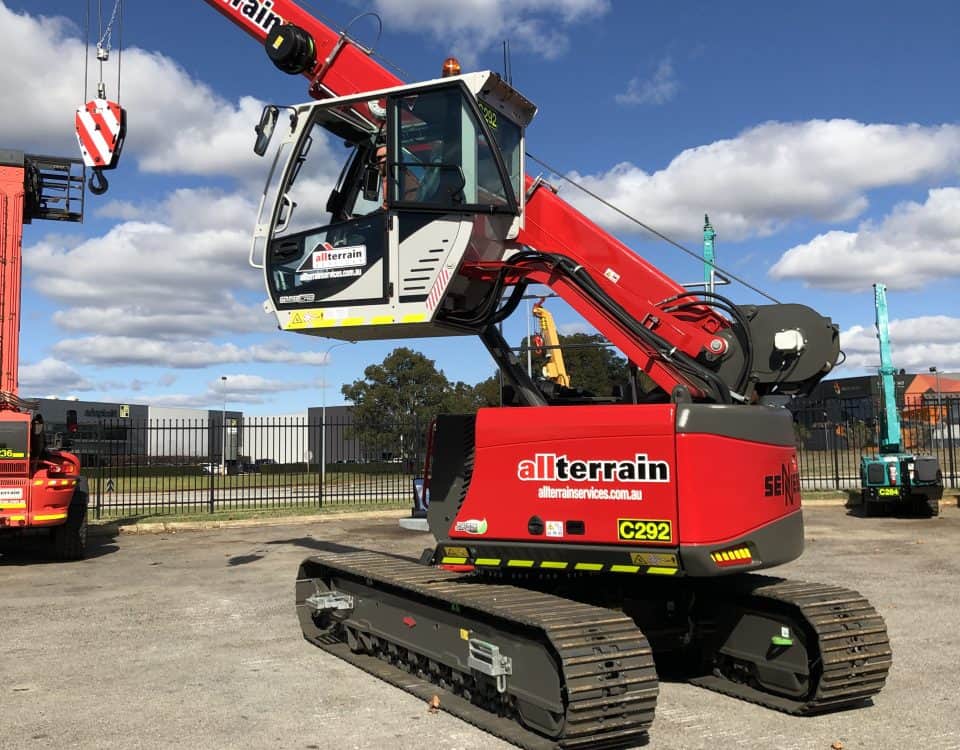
(859, 283, 942, 516)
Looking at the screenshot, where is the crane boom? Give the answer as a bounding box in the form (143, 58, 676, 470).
(198, 0, 814, 400)
(531, 301, 570, 388)
(0, 154, 25, 397)
(873, 282, 903, 453)
(201, 0, 401, 97)
(859, 283, 942, 517)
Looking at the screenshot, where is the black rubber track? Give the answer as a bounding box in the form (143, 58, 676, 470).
(690, 576, 892, 714)
(297, 551, 658, 750)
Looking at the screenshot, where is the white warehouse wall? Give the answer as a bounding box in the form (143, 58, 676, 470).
(242, 412, 310, 464)
(146, 406, 211, 458)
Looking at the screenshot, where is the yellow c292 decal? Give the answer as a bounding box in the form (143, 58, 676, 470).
(618, 518, 673, 543)
(477, 100, 499, 130)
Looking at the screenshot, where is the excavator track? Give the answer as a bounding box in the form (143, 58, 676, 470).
(690, 576, 892, 715)
(296, 550, 658, 750)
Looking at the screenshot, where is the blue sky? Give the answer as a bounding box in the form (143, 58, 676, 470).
(3, 0, 959, 414)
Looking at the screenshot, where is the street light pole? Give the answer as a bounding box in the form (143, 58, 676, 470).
(930, 366, 942, 445)
(220, 375, 227, 475)
(321, 341, 356, 502)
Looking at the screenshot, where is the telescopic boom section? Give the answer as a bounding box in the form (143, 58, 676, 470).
(201, 0, 402, 98)
(0, 158, 25, 399)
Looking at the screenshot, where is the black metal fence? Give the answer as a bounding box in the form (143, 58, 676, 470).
(65, 396, 958, 518)
(69, 417, 427, 519)
(792, 394, 959, 490)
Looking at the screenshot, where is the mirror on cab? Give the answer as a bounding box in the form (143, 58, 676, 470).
(361, 161, 381, 203)
(254, 105, 280, 157)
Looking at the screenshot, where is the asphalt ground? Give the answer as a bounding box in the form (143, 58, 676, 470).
(1, 505, 958, 750)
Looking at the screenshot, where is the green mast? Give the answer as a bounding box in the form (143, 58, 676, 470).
(703, 214, 716, 294)
(873, 283, 904, 454)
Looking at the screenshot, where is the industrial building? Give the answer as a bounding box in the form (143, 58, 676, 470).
(794, 372, 960, 450)
(29, 397, 363, 469)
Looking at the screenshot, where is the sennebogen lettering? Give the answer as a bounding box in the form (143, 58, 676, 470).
(222, 0, 283, 34)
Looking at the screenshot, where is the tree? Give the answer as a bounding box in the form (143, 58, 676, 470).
(342, 348, 453, 463)
(473, 373, 502, 407)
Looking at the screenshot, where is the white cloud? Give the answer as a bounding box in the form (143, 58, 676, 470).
(140, 374, 309, 407)
(214, 374, 312, 397)
(95, 200, 145, 221)
(839, 316, 960, 371)
(770, 187, 960, 290)
(559, 120, 960, 241)
(19, 358, 94, 393)
(0, 3, 327, 182)
(557, 321, 595, 336)
(24, 188, 274, 340)
(136, 393, 217, 409)
(52, 337, 332, 369)
(361, 0, 609, 62)
(51, 304, 269, 339)
(615, 59, 678, 106)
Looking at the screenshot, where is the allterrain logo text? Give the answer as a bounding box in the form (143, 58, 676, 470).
(220, 0, 284, 35)
(517, 453, 671, 483)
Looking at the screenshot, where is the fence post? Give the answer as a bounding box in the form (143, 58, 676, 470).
(832, 425, 841, 490)
(319, 414, 325, 508)
(208, 416, 215, 514)
(95, 457, 102, 520)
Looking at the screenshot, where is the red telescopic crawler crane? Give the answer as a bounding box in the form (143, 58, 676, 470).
(0, 151, 88, 559)
(198, 3, 894, 745)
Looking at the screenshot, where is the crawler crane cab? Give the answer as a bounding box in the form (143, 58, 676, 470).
(253, 72, 534, 341)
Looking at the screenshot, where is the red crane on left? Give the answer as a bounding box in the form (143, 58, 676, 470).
(0, 150, 88, 560)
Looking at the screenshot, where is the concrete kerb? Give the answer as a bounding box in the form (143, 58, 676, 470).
(88, 508, 411, 537)
(88, 493, 959, 537)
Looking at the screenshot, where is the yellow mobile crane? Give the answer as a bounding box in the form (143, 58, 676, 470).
(531, 299, 570, 388)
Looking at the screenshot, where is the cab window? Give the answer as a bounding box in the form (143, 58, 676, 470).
(389, 86, 517, 212)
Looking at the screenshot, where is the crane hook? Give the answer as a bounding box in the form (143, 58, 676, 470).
(88, 168, 109, 195)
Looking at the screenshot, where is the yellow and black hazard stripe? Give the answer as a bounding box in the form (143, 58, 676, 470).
(439, 549, 680, 576)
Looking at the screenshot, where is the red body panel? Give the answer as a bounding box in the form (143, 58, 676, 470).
(0, 411, 79, 531)
(0, 474, 78, 529)
(675, 433, 800, 545)
(449, 406, 799, 550)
